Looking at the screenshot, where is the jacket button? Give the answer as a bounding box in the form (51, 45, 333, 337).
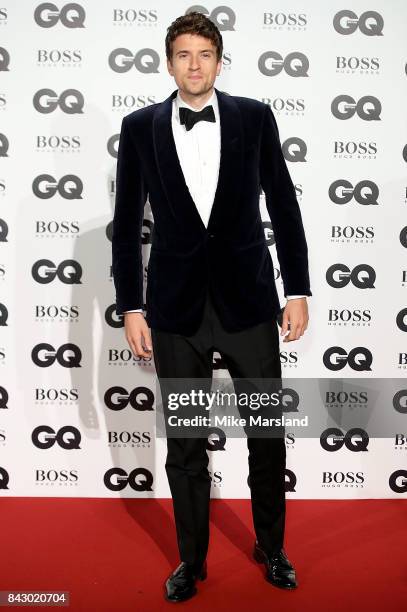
(209, 233, 215, 238)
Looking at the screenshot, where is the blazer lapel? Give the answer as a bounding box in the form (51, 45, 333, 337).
(152, 86, 244, 234)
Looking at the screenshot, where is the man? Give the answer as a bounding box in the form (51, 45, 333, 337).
(112, 12, 311, 603)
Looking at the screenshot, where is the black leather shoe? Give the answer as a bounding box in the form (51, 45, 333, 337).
(164, 560, 207, 603)
(253, 541, 297, 589)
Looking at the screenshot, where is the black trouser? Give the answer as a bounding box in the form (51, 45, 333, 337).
(151, 289, 286, 570)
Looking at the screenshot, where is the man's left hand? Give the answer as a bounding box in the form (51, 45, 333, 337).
(280, 297, 309, 342)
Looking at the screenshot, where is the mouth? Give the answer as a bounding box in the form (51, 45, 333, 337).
(188, 76, 202, 80)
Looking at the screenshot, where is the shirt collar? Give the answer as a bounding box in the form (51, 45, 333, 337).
(173, 88, 219, 124)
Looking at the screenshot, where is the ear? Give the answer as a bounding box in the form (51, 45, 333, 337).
(167, 57, 173, 75)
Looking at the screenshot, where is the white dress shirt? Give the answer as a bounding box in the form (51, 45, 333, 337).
(123, 89, 306, 313)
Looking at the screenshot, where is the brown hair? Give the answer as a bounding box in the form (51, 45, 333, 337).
(165, 11, 223, 63)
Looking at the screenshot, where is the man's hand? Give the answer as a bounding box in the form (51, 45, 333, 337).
(280, 297, 309, 342)
(123, 312, 153, 358)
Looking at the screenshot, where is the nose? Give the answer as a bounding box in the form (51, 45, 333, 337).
(189, 57, 200, 70)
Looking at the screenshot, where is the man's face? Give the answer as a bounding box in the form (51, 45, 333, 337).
(167, 33, 222, 97)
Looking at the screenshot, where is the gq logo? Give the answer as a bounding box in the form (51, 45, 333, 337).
(326, 263, 376, 289)
(32, 425, 81, 449)
(0, 386, 9, 409)
(33, 89, 84, 114)
(323, 347, 372, 371)
(282, 137, 307, 162)
(320, 428, 369, 451)
(393, 390, 407, 414)
(185, 6, 236, 30)
(105, 304, 126, 328)
(104, 386, 154, 411)
(0, 467, 9, 489)
(32, 260, 82, 284)
(108, 48, 160, 73)
(0, 47, 10, 71)
(31, 343, 82, 368)
(331, 95, 381, 120)
(0, 303, 8, 326)
(0, 133, 9, 156)
(389, 470, 407, 493)
(329, 180, 379, 205)
(32, 174, 83, 199)
(107, 133, 119, 159)
(0, 218, 9, 241)
(396, 308, 407, 332)
(206, 427, 226, 451)
(251, 468, 292, 492)
(104, 467, 153, 491)
(34, 3, 86, 28)
(333, 10, 383, 36)
(258, 51, 309, 77)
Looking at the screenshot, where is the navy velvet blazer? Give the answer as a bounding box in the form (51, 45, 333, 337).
(112, 87, 312, 335)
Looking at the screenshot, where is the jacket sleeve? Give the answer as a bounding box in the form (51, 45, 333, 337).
(112, 115, 148, 315)
(259, 104, 312, 297)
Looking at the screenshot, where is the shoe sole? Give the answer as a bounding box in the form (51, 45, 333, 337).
(253, 548, 298, 589)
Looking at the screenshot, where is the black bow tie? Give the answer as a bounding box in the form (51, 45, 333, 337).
(179, 105, 216, 131)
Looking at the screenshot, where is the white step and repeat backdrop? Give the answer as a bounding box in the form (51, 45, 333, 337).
(1, 1, 406, 499)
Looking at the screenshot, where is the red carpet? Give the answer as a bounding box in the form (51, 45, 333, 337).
(2, 498, 406, 611)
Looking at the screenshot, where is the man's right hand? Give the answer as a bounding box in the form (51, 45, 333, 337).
(123, 312, 153, 358)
